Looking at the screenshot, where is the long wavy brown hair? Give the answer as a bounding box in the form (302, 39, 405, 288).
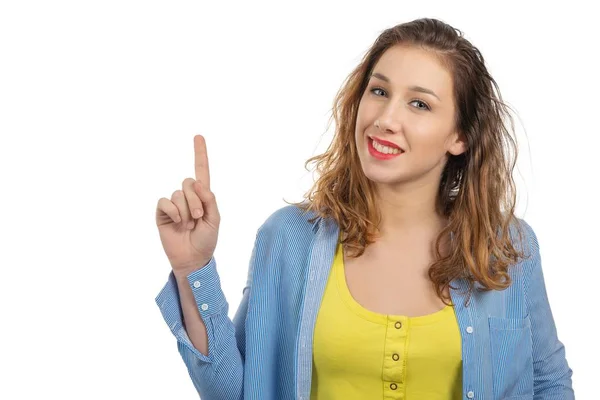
(285, 17, 529, 305)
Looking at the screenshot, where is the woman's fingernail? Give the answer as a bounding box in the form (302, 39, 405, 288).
(193, 209, 202, 218)
(187, 221, 195, 229)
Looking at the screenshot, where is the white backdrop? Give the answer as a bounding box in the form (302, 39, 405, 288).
(0, 0, 596, 398)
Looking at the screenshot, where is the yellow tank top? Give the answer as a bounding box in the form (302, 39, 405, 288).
(310, 241, 463, 399)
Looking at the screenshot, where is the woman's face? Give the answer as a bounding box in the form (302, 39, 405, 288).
(355, 44, 466, 189)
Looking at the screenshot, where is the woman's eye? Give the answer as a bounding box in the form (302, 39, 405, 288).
(370, 88, 431, 111)
(410, 99, 431, 111)
(370, 87, 386, 96)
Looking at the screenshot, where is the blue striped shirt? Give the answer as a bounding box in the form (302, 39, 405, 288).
(155, 205, 574, 399)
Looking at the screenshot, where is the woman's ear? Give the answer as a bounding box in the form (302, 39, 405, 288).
(448, 131, 468, 156)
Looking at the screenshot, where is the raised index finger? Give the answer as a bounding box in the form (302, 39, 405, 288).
(194, 135, 211, 189)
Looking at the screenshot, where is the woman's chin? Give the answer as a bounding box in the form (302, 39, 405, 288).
(362, 170, 404, 185)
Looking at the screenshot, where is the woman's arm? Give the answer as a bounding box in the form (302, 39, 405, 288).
(156, 224, 264, 400)
(156, 257, 246, 400)
(522, 220, 575, 399)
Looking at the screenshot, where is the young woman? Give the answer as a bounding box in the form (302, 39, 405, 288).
(155, 18, 574, 400)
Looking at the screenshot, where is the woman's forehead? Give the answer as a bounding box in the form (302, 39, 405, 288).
(373, 45, 453, 99)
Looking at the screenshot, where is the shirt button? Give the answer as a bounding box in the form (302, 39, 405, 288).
(467, 390, 474, 398)
(392, 353, 399, 361)
(201, 303, 209, 311)
(466, 326, 474, 334)
(193, 281, 201, 288)
(390, 383, 397, 390)
(394, 321, 402, 329)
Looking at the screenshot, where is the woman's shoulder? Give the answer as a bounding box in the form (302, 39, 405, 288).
(257, 203, 322, 238)
(503, 216, 542, 288)
(508, 216, 538, 258)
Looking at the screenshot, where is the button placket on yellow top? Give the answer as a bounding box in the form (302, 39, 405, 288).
(382, 315, 409, 399)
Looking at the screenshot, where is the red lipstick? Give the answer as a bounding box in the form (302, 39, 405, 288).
(367, 137, 404, 160)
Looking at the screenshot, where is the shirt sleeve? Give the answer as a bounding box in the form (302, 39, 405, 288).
(155, 250, 254, 400)
(521, 220, 575, 399)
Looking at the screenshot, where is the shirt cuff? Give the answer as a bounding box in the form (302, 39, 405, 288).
(155, 257, 228, 360)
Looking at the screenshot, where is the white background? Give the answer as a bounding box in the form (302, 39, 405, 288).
(1, 0, 596, 398)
